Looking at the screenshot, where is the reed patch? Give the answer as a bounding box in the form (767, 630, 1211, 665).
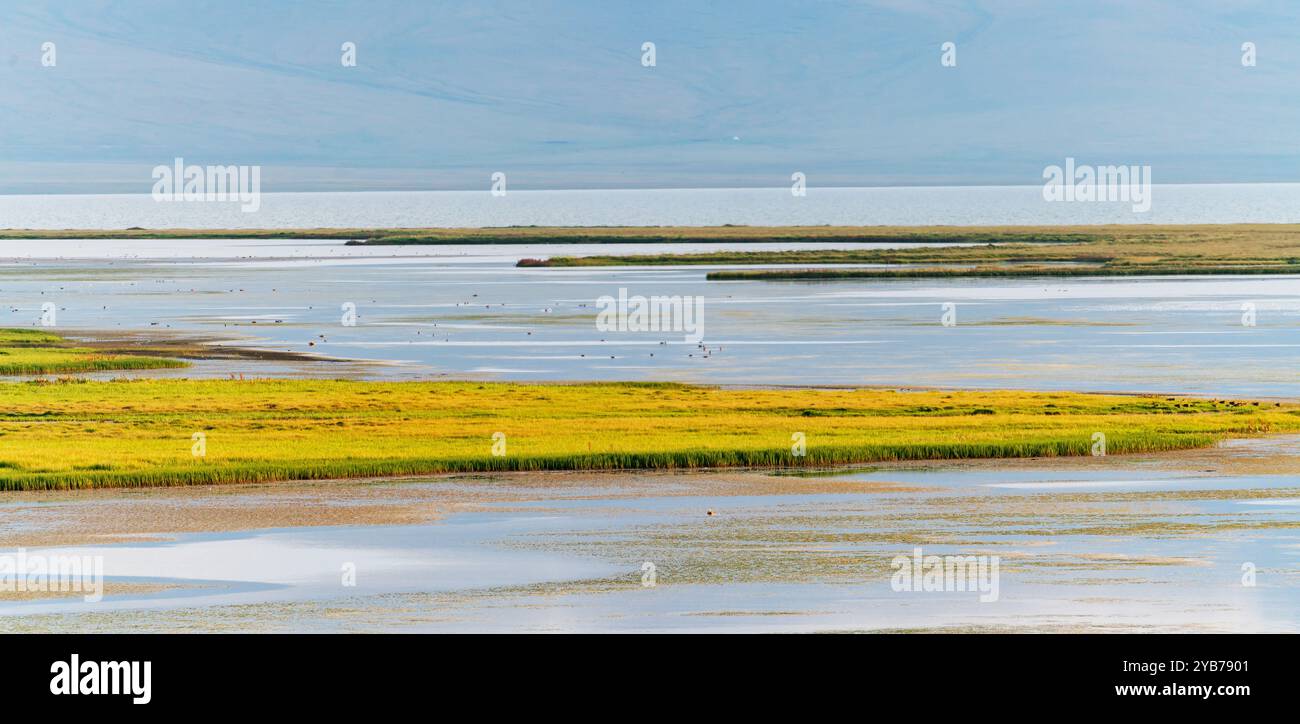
(0, 329, 187, 375)
(0, 379, 1295, 490)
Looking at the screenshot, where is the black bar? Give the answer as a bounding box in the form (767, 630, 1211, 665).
(2, 634, 1282, 711)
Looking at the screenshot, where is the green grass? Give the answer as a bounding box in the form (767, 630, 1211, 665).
(345, 228, 1094, 246)
(12, 225, 1300, 277)
(0, 378, 1294, 490)
(0, 225, 1095, 245)
(0, 329, 188, 375)
(513, 224, 1300, 278)
(706, 264, 1300, 280)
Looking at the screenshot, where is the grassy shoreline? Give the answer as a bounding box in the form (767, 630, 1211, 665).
(1, 376, 1295, 490)
(706, 264, 1300, 280)
(507, 224, 1300, 277)
(342, 227, 1095, 246)
(0, 225, 1097, 244)
(0, 329, 187, 375)
(10, 225, 1300, 279)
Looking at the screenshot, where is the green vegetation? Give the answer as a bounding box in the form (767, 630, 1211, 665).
(343, 227, 1092, 246)
(0, 329, 188, 375)
(516, 224, 1300, 278)
(0, 225, 1092, 245)
(0, 378, 1294, 490)
(13, 225, 1300, 277)
(706, 264, 1300, 280)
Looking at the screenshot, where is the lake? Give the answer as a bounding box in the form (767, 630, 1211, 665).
(1, 219, 1297, 632)
(3, 238, 1297, 397)
(7, 183, 1300, 228)
(5, 441, 1298, 633)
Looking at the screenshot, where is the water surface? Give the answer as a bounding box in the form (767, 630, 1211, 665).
(4, 454, 1296, 633)
(6, 184, 1300, 229)
(3, 239, 1296, 396)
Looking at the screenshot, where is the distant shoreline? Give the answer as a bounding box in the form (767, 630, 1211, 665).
(4, 223, 1300, 243)
(705, 265, 1300, 280)
(500, 224, 1300, 278)
(6, 225, 1299, 280)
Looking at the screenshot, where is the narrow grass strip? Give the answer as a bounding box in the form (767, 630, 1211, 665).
(0, 378, 1293, 490)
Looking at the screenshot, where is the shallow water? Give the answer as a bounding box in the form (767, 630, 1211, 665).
(8, 184, 1300, 228)
(4, 455, 1297, 632)
(4, 238, 1298, 395)
(2, 236, 1297, 632)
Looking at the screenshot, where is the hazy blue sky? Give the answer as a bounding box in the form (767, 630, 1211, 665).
(2, 1, 1299, 193)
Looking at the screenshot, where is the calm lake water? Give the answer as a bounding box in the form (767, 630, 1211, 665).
(6, 446, 1298, 633)
(2, 209, 1297, 631)
(6, 183, 1300, 228)
(3, 238, 1296, 397)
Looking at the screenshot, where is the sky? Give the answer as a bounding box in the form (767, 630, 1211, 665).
(2, 0, 1300, 193)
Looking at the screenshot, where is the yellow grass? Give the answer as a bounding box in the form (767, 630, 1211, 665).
(1, 378, 1295, 490)
(517, 224, 1300, 272)
(0, 329, 187, 375)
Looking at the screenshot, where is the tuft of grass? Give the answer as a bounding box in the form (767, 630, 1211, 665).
(0, 329, 188, 375)
(0, 379, 1294, 490)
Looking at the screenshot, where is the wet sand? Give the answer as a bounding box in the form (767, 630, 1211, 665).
(3, 437, 1298, 633)
(0, 470, 919, 548)
(3, 436, 1297, 551)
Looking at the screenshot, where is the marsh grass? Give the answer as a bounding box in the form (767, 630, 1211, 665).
(706, 264, 1300, 280)
(0, 329, 188, 375)
(0, 378, 1294, 490)
(514, 224, 1300, 278)
(0, 225, 1096, 245)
